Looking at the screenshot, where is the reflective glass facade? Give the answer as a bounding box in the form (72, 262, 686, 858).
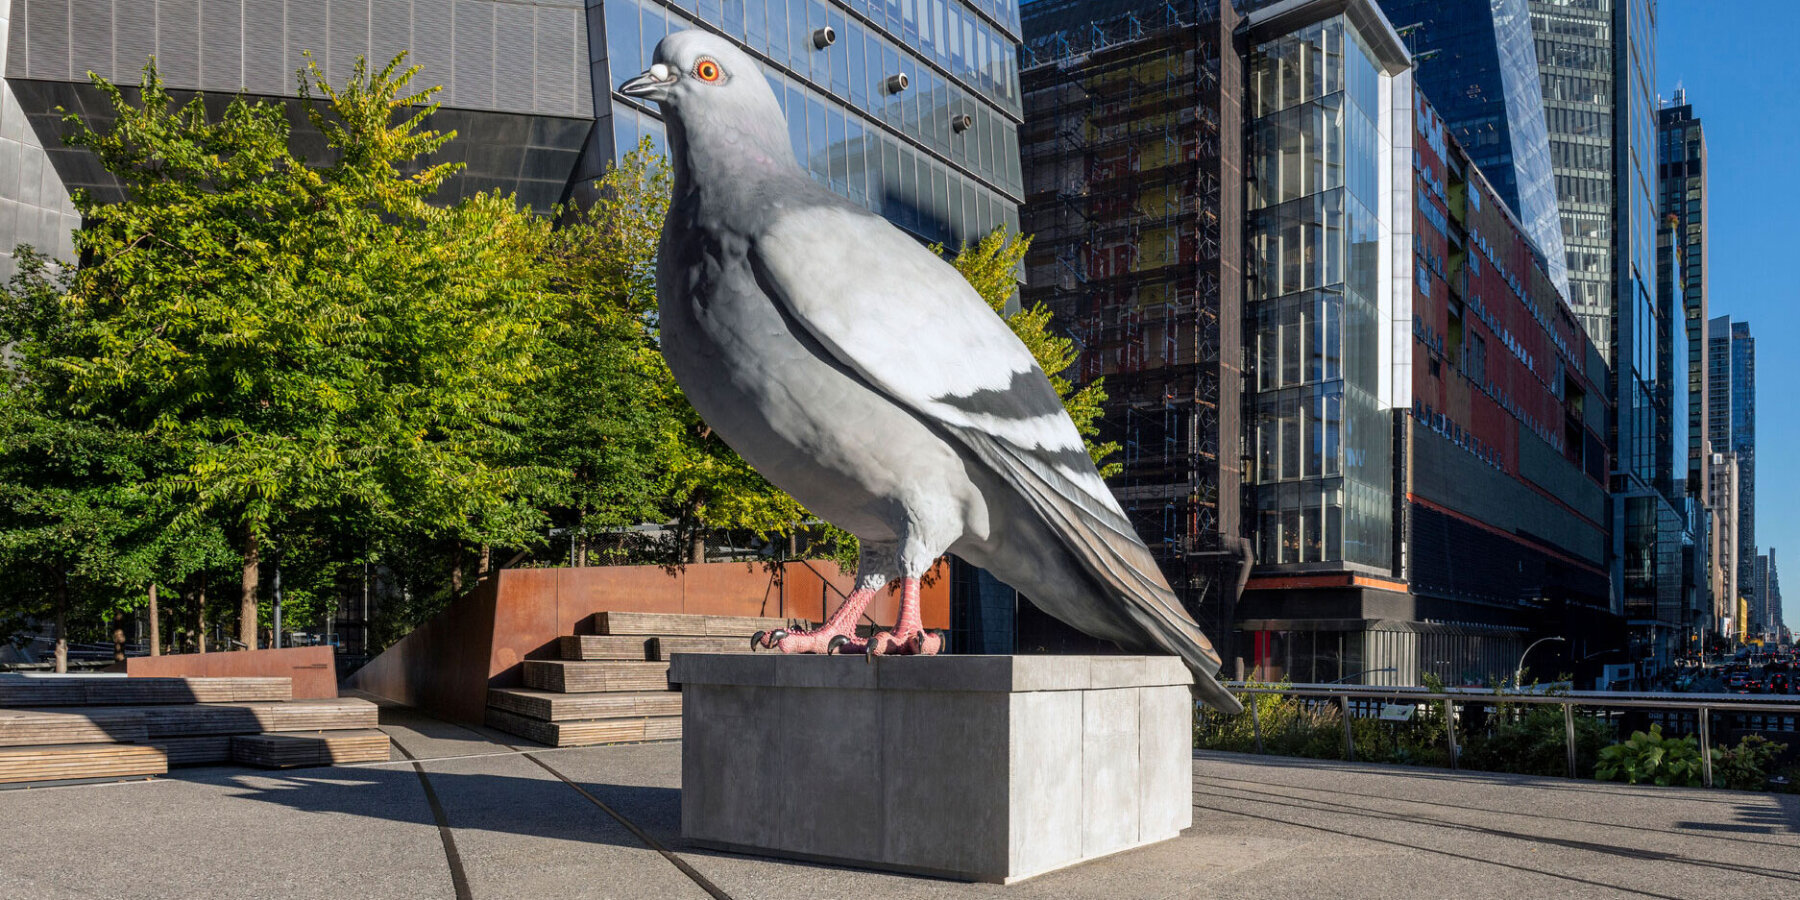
(1377, 0, 1567, 296)
(599, 0, 1023, 248)
(1708, 316, 1754, 625)
(1246, 16, 1393, 571)
(1658, 97, 1706, 495)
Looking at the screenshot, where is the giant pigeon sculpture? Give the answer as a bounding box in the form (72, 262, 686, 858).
(622, 31, 1242, 712)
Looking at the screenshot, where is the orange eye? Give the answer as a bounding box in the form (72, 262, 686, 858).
(694, 59, 723, 82)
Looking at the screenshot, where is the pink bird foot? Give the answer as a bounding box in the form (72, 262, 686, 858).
(752, 586, 876, 654)
(865, 576, 940, 656)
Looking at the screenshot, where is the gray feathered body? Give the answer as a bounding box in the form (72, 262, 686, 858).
(643, 31, 1238, 711)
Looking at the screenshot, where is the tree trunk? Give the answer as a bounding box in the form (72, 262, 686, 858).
(195, 584, 207, 654)
(240, 528, 260, 650)
(53, 573, 68, 673)
(479, 544, 491, 578)
(451, 542, 464, 596)
(148, 583, 161, 656)
(689, 529, 705, 565)
(575, 532, 588, 568)
(111, 618, 126, 665)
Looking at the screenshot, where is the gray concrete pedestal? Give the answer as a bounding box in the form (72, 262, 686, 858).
(670, 654, 1194, 884)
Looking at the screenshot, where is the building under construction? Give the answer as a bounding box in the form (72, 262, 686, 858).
(1018, 0, 1252, 659)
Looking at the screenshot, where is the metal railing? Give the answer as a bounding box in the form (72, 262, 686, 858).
(1205, 682, 1800, 789)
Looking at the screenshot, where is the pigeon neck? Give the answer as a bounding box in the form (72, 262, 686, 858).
(664, 103, 802, 200)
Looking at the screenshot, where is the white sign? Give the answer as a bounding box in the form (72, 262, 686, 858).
(1378, 704, 1415, 722)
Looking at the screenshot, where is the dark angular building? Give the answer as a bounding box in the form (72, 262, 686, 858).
(1658, 90, 1707, 497)
(1375, 0, 1566, 296)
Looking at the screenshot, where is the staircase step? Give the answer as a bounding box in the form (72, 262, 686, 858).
(522, 661, 672, 693)
(0, 708, 149, 746)
(557, 635, 658, 660)
(26, 698, 380, 739)
(486, 688, 682, 721)
(230, 729, 392, 768)
(0, 743, 167, 784)
(0, 675, 291, 707)
(485, 709, 681, 747)
(590, 612, 789, 637)
(152, 736, 233, 766)
(647, 636, 762, 660)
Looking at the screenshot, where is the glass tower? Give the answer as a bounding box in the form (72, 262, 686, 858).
(1245, 15, 1397, 572)
(1709, 316, 1755, 628)
(1377, 0, 1567, 296)
(600, 0, 1024, 247)
(1658, 93, 1706, 496)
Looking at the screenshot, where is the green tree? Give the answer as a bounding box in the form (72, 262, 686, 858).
(38, 55, 557, 648)
(941, 227, 1121, 477)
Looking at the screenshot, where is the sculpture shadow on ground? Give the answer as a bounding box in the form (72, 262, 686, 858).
(171, 762, 687, 852)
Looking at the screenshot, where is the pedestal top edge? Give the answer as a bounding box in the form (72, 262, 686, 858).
(667, 654, 1193, 692)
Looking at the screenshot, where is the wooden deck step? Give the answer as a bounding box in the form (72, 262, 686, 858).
(486, 688, 682, 722)
(523, 661, 672, 693)
(230, 729, 391, 768)
(0, 743, 167, 784)
(137, 698, 379, 737)
(557, 634, 762, 661)
(0, 676, 291, 707)
(556, 635, 659, 661)
(590, 612, 789, 637)
(646, 635, 761, 660)
(485, 709, 681, 747)
(152, 736, 233, 766)
(0, 708, 148, 747)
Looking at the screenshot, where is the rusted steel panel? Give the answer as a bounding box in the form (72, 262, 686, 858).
(125, 646, 337, 700)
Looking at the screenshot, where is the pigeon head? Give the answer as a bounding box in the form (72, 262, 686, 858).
(620, 31, 794, 174)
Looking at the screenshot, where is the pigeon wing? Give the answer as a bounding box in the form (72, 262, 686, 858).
(749, 204, 1226, 675)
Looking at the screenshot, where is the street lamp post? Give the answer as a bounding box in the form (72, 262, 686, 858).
(1514, 636, 1566, 688)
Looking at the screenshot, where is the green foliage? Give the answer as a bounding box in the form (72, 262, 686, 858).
(941, 228, 1121, 478)
(1711, 734, 1787, 791)
(1596, 724, 1705, 787)
(1459, 703, 1611, 778)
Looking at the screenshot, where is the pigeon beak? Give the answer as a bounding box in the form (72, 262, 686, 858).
(621, 63, 677, 100)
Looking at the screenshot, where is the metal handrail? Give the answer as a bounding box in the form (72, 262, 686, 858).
(1209, 681, 1800, 788)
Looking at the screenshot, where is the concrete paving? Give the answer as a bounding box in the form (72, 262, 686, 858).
(0, 704, 1795, 900)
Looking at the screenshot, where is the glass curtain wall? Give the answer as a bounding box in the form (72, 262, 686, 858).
(1246, 17, 1393, 571)
(603, 0, 1022, 248)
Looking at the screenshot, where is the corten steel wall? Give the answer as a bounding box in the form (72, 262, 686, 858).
(126, 646, 338, 699)
(348, 561, 949, 723)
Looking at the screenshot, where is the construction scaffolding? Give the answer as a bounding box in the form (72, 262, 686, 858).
(1019, 0, 1250, 653)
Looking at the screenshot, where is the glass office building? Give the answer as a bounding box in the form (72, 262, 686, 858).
(1376, 0, 1566, 297)
(1658, 92, 1707, 495)
(600, 0, 1023, 246)
(1709, 315, 1755, 628)
(1244, 12, 1405, 572)
(0, 0, 1023, 282)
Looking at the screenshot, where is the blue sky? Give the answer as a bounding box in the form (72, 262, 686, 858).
(1656, 0, 1795, 628)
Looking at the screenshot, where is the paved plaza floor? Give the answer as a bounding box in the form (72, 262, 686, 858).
(1, 701, 1796, 899)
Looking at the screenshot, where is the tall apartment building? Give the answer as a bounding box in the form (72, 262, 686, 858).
(1754, 552, 1769, 639)
(1707, 450, 1737, 638)
(1375, 0, 1567, 295)
(1708, 315, 1755, 628)
(1021, 0, 1616, 686)
(0, 0, 1022, 276)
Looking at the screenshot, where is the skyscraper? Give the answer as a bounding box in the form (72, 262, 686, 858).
(1658, 92, 1707, 497)
(1376, 0, 1567, 295)
(1709, 315, 1755, 628)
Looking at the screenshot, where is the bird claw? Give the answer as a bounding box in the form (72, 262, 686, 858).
(752, 629, 788, 651)
(827, 635, 849, 655)
(867, 629, 941, 656)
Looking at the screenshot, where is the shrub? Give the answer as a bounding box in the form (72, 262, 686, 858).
(1712, 734, 1789, 791)
(1459, 703, 1611, 777)
(1596, 724, 1705, 787)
